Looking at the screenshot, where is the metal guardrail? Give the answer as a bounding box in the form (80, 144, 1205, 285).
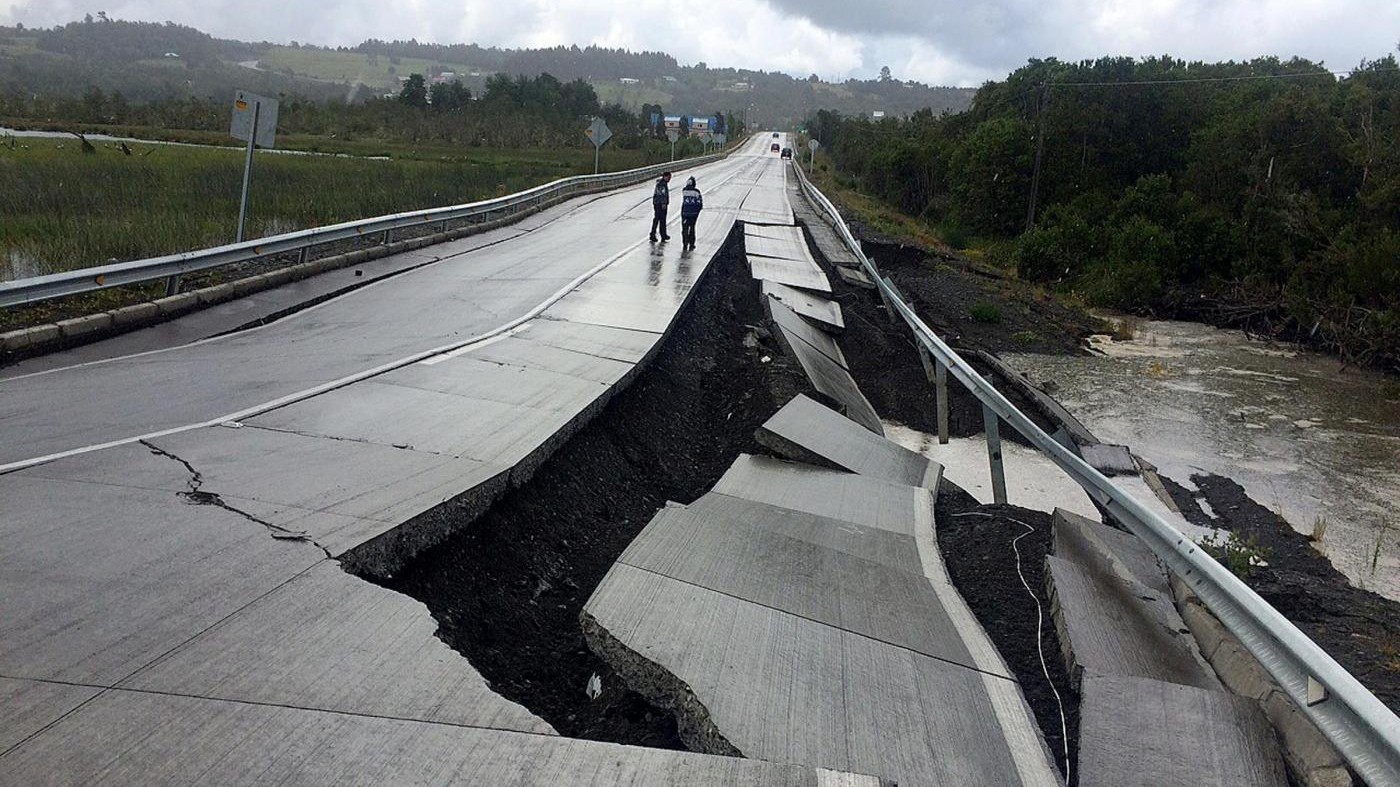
(0, 148, 733, 308)
(791, 161, 1400, 786)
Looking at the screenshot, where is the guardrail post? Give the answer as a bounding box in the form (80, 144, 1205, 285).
(983, 403, 1008, 504)
(382, 229, 392, 245)
(163, 275, 181, 297)
(936, 361, 950, 445)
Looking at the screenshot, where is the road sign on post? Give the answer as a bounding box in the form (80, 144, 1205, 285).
(807, 138, 820, 176)
(584, 117, 612, 174)
(666, 128, 679, 161)
(230, 91, 278, 244)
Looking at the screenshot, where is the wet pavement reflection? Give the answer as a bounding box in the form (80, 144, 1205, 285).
(1006, 317, 1400, 599)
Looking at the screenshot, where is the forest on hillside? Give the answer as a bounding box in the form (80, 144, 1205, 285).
(809, 55, 1400, 370)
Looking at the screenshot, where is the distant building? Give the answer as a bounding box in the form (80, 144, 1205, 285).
(872, 110, 885, 119)
(662, 75, 677, 82)
(163, 52, 179, 58)
(620, 77, 640, 85)
(733, 81, 751, 90)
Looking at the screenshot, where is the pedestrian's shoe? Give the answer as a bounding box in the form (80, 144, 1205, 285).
(649, 235, 657, 242)
(661, 235, 671, 241)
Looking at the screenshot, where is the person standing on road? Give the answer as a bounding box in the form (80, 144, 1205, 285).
(650, 171, 672, 242)
(680, 176, 703, 250)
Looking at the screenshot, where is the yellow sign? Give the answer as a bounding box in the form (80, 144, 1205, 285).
(235, 99, 248, 111)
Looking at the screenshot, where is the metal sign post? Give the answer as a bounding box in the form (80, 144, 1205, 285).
(807, 138, 820, 176)
(229, 91, 279, 244)
(666, 129, 679, 161)
(584, 117, 613, 174)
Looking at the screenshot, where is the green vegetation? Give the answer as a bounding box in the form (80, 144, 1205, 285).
(808, 55, 1400, 370)
(970, 301, 1002, 323)
(0, 138, 666, 278)
(1199, 531, 1272, 579)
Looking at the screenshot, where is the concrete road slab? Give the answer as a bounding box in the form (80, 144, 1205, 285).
(797, 220, 861, 268)
(1078, 672, 1287, 787)
(745, 231, 816, 263)
(248, 380, 581, 467)
(384, 356, 610, 414)
(135, 425, 497, 550)
(492, 318, 660, 366)
(767, 315, 883, 435)
(713, 454, 926, 537)
(616, 497, 975, 665)
(767, 298, 848, 367)
(757, 394, 940, 489)
(584, 562, 1037, 786)
(0, 677, 101, 753)
(0, 688, 881, 787)
(1079, 443, 1137, 476)
(0, 468, 324, 685)
(761, 282, 844, 332)
(748, 254, 831, 293)
(122, 561, 551, 735)
(456, 334, 633, 386)
(1047, 555, 1219, 690)
(1052, 508, 1168, 593)
(744, 224, 808, 244)
(685, 493, 924, 574)
(542, 279, 689, 334)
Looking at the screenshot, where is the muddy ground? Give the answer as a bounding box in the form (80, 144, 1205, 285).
(368, 228, 813, 746)
(1162, 474, 1400, 710)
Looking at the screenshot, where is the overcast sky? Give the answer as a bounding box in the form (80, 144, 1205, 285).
(1, 0, 1396, 86)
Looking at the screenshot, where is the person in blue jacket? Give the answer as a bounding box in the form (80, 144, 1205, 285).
(680, 176, 703, 250)
(650, 171, 671, 242)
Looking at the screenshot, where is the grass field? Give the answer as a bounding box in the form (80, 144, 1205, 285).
(0, 138, 663, 280)
(255, 46, 482, 91)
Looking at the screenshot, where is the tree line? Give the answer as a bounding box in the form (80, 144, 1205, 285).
(809, 55, 1400, 369)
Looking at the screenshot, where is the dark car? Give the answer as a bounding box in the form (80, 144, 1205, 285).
(771, 132, 779, 138)
(770, 142, 780, 153)
(780, 147, 792, 159)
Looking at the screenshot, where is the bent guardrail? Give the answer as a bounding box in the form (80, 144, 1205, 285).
(791, 160, 1400, 786)
(0, 148, 733, 308)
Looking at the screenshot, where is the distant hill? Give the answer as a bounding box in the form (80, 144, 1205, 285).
(0, 18, 974, 122)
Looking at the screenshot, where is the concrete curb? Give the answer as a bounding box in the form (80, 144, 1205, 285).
(0, 164, 702, 366)
(1170, 574, 1353, 787)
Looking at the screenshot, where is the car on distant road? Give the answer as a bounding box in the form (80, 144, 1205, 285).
(771, 132, 779, 138)
(770, 142, 780, 153)
(780, 147, 792, 159)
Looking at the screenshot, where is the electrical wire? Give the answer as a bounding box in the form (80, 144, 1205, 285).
(953, 510, 1072, 784)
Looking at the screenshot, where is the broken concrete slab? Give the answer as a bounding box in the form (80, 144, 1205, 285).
(1078, 672, 1287, 787)
(767, 297, 848, 368)
(121, 561, 551, 735)
(748, 254, 832, 293)
(583, 562, 1043, 786)
(745, 231, 817, 264)
(713, 455, 925, 537)
(761, 281, 844, 332)
(0, 466, 324, 686)
(756, 394, 940, 489)
(617, 495, 976, 666)
(1079, 443, 1138, 476)
(834, 266, 876, 290)
(744, 224, 808, 244)
(1052, 508, 1168, 593)
(766, 315, 883, 435)
(1046, 555, 1219, 691)
(0, 688, 883, 786)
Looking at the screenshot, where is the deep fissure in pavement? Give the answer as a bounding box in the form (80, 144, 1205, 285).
(357, 227, 812, 746)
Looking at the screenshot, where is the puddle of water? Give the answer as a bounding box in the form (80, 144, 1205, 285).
(1009, 317, 1400, 599)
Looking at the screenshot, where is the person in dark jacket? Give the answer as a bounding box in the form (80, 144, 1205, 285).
(679, 176, 703, 250)
(650, 171, 672, 242)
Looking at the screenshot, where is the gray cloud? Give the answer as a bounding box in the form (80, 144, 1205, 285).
(1, 0, 1395, 85)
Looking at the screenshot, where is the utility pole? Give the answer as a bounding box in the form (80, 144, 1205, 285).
(1024, 83, 1048, 234)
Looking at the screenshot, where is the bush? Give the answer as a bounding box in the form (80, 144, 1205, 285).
(1016, 204, 1097, 282)
(938, 216, 968, 249)
(1083, 215, 1175, 308)
(970, 301, 1001, 322)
